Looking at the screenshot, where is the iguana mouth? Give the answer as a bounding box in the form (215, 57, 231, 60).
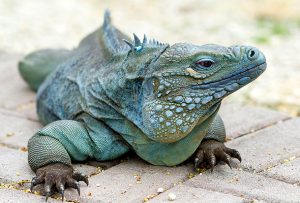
(191, 62, 266, 89)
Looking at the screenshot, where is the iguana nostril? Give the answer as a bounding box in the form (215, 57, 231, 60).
(247, 48, 258, 60)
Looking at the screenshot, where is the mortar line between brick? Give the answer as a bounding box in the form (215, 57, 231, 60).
(151, 168, 270, 202)
(0, 143, 23, 150)
(256, 154, 300, 186)
(0, 108, 39, 122)
(229, 116, 292, 141)
(179, 168, 297, 203)
(151, 176, 253, 202)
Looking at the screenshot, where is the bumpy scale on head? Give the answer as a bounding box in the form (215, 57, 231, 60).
(142, 43, 266, 143)
(144, 77, 218, 143)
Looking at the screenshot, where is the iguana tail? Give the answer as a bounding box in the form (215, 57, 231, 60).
(18, 49, 71, 91)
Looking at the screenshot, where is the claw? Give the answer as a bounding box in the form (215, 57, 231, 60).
(76, 183, 80, 196)
(217, 151, 232, 169)
(30, 173, 45, 192)
(73, 172, 89, 186)
(60, 190, 65, 202)
(194, 158, 200, 169)
(30, 177, 36, 192)
(194, 150, 204, 169)
(67, 179, 81, 196)
(45, 185, 51, 202)
(57, 183, 65, 202)
(225, 148, 242, 162)
(84, 178, 89, 186)
(207, 152, 216, 172)
(224, 156, 232, 169)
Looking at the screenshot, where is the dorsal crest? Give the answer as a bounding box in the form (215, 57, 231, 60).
(102, 10, 131, 55)
(123, 34, 167, 53)
(101, 11, 168, 56)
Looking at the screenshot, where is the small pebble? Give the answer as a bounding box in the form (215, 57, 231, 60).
(96, 183, 100, 187)
(168, 192, 176, 201)
(157, 187, 164, 193)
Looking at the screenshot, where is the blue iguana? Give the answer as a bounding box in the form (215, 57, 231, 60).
(18, 11, 266, 200)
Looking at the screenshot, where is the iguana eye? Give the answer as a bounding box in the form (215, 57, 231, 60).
(195, 59, 215, 68)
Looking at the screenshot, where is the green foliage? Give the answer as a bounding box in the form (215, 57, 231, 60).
(256, 16, 290, 36)
(253, 35, 270, 45)
(253, 16, 292, 44)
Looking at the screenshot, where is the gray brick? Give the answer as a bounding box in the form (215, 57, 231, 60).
(0, 53, 36, 118)
(185, 167, 300, 202)
(260, 156, 300, 185)
(149, 185, 247, 203)
(73, 164, 99, 177)
(0, 113, 41, 149)
(0, 147, 34, 183)
(64, 159, 194, 203)
(0, 189, 60, 203)
(219, 103, 289, 139)
(0, 107, 38, 122)
(227, 118, 300, 172)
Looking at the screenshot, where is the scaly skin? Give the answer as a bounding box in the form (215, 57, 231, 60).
(19, 11, 266, 200)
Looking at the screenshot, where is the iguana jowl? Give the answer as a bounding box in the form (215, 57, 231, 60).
(18, 11, 267, 200)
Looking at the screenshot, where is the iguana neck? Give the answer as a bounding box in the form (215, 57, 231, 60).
(104, 102, 221, 166)
(98, 44, 169, 120)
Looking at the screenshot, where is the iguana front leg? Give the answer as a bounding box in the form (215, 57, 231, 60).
(28, 118, 129, 201)
(28, 120, 93, 200)
(194, 114, 241, 171)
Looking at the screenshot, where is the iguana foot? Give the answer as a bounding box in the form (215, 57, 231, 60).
(30, 163, 89, 201)
(194, 140, 241, 172)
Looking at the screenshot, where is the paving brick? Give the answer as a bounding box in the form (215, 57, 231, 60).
(73, 164, 99, 177)
(0, 112, 41, 149)
(260, 156, 300, 185)
(0, 146, 34, 183)
(149, 184, 248, 203)
(64, 159, 194, 203)
(219, 102, 289, 139)
(0, 146, 95, 183)
(0, 53, 36, 118)
(0, 107, 39, 122)
(227, 118, 300, 172)
(185, 167, 300, 203)
(0, 188, 60, 203)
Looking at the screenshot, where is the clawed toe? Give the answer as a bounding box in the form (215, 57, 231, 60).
(73, 172, 89, 186)
(225, 148, 242, 162)
(215, 149, 232, 169)
(67, 178, 81, 195)
(205, 151, 216, 172)
(30, 173, 45, 192)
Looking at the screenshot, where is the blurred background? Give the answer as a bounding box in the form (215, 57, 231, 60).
(0, 0, 299, 116)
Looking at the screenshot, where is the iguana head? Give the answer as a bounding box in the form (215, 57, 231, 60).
(141, 42, 266, 143)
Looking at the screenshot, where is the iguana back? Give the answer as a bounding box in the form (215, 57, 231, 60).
(19, 11, 131, 124)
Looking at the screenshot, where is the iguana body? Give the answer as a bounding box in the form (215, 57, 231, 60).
(19, 11, 266, 199)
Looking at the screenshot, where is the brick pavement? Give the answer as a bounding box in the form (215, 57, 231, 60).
(0, 53, 299, 202)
